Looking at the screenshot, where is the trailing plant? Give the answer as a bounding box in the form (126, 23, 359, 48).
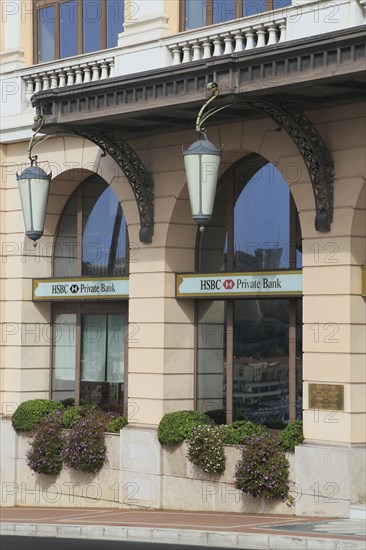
(62, 410, 109, 473)
(26, 411, 64, 475)
(187, 424, 226, 474)
(279, 420, 304, 452)
(223, 420, 269, 445)
(157, 410, 210, 445)
(234, 433, 291, 502)
(106, 416, 128, 433)
(12, 399, 63, 432)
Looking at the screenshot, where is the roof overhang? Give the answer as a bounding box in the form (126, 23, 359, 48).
(32, 26, 366, 139)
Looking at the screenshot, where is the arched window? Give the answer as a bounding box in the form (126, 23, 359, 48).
(196, 158, 302, 426)
(54, 175, 127, 277)
(51, 176, 128, 411)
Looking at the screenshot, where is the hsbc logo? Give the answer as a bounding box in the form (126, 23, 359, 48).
(223, 279, 235, 290)
(199, 278, 237, 291)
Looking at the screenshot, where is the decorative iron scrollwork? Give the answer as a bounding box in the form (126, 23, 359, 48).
(243, 97, 334, 232)
(65, 127, 154, 243)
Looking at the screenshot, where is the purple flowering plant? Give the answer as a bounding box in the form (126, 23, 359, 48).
(26, 411, 64, 476)
(234, 432, 291, 503)
(62, 409, 116, 474)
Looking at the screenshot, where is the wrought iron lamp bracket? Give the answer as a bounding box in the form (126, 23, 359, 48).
(210, 93, 334, 232)
(31, 118, 154, 244)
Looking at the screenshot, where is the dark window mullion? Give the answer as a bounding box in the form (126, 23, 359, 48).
(101, 0, 107, 50)
(236, 0, 242, 18)
(77, 0, 83, 55)
(55, 3, 60, 60)
(206, 0, 213, 25)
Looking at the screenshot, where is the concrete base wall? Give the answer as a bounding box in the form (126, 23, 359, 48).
(1, 421, 364, 517)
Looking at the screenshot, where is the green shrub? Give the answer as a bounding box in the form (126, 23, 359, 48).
(279, 420, 304, 452)
(234, 433, 291, 502)
(12, 399, 63, 432)
(187, 424, 226, 473)
(26, 411, 64, 475)
(223, 420, 269, 445)
(106, 416, 128, 433)
(157, 410, 210, 445)
(62, 406, 83, 428)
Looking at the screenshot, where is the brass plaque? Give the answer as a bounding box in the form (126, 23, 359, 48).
(309, 383, 344, 411)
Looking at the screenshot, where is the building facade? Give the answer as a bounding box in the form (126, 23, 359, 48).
(1, 0, 365, 516)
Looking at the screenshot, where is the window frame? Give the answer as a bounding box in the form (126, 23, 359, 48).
(34, 0, 123, 64)
(180, 0, 286, 31)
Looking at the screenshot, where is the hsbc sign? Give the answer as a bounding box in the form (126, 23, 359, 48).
(176, 272, 302, 298)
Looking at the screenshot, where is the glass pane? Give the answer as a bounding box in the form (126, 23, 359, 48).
(234, 164, 290, 270)
(198, 183, 228, 272)
(60, 1, 77, 58)
(80, 313, 124, 409)
(38, 6, 55, 62)
(274, 0, 292, 8)
(212, 0, 236, 23)
(185, 0, 206, 29)
(82, 181, 127, 276)
(107, 314, 125, 382)
(81, 314, 107, 382)
(54, 195, 78, 276)
(83, 0, 102, 53)
(107, 0, 124, 48)
(243, 0, 267, 17)
(197, 301, 226, 419)
(233, 299, 290, 424)
(52, 313, 76, 402)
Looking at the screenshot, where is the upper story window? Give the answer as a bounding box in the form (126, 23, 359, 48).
(183, 0, 292, 30)
(35, 0, 124, 63)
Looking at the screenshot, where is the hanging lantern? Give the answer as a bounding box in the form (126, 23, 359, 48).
(16, 164, 52, 242)
(183, 134, 222, 226)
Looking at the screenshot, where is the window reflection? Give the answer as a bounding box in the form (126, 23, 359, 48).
(198, 161, 302, 272)
(80, 313, 125, 408)
(54, 177, 127, 277)
(212, 0, 236, 23)
(234, 163, 290, 271)
(38, 6, 55, 62)
(60, 1, 77, 58)
(274, 0, 292, 8)
(186, 0, 206, 29)
(243, 0, 267, 17)
(107, 0, 124, 47)
(54, 195, 78, 277)
(52, 313, 76, 401)
(233, 299, 290, 424)
(82, 183, 127, 277)
(83, 0, 102, 53)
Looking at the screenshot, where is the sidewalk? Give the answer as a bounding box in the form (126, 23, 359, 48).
(1, 507, 365, 549)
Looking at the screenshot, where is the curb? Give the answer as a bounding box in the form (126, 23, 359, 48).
(1, 523, 365, 550)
